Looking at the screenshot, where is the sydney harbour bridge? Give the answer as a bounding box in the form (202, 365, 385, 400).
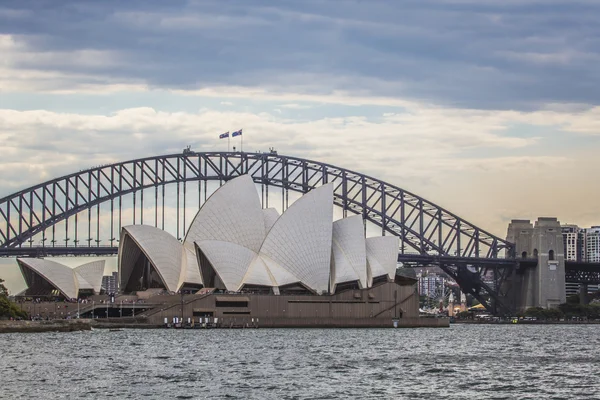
(1, 150, 599, 315)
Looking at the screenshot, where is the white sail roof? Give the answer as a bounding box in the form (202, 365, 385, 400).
(119, 225, 183, 292)
(259, 254, 301, 287)
(75, 271, 94, 290)
(16, 258, 79, 299)
(331, 215, 367, 291)
(240, 253, 303, 289)
(241, 255, 275, 288)
(262, 208, 280, 233)
(74, 260, 105, 294)
(178, 246, 203, 290)
(196, 240, 257, 291)
(366, 236, 399, 285)
(110, 173, 404, 297)
(184, 175, 266, 253)
(259, 184, 334, 294)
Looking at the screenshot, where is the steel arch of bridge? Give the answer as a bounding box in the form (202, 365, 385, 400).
(0, 151, 512, 257)
(0, 151, 518, 314)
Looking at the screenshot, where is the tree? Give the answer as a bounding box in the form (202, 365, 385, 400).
(0, 278, 8, 297)
(525, 307, 563, 320)
(456, 311, 472, 319)
(0, 278, 27, 319)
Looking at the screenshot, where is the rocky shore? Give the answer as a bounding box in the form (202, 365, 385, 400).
(0, 319, 92, 333)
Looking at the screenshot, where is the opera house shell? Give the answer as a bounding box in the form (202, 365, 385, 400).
(118, 175, 399, 295)
(16, 258, 106, 300)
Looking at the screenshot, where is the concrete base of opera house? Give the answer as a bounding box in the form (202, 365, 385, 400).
(6, 282, 449, 330)
(200, 317, 449, 328)
(141, 281, 449, 328)
(0, 317, 447, 333)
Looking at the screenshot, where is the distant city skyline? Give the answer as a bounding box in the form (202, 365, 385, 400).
(1, 1, 599, 292)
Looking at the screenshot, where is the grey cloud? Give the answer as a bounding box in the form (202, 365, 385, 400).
(1, 0, 600, 108)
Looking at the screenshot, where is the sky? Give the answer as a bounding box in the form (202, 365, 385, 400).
(1, 0, 600, 292)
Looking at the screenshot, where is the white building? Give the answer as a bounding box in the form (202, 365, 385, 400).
(561, 225, 586, 262)
(117, 175, 399, 295)
(562, 225, 600, 296)
(586, 226, 600, 263)
(16, 259, 106, 299)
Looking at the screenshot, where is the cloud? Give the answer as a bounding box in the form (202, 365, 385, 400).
(280, 103, 314, 109)
(0, 1, 599, 108)
(1, 101, 599, 236)
(0, 104, 541, 184)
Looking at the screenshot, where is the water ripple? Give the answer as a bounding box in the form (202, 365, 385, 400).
(1, 325, 599, 399)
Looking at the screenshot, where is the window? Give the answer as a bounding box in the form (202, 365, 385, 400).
(549, 250, 555, 261)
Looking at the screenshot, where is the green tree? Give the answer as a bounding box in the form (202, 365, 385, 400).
(0, 278, 27, 319)
(566, 294, 580, 304)
(524, 307, 563, 320)
(0, 278, 8, 297)
(456, 311, 472, 319)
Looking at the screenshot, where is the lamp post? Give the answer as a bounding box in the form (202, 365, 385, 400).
(180, 291, 185, 323)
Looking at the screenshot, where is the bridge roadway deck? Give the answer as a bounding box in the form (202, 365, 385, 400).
(3, 247, 599, 287)
(2, 246, 598, 269)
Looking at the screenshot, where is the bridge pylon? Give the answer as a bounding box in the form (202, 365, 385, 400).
(506, 218, 566, 312)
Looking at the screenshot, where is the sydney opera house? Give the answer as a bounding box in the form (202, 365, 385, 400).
(119, 175, 399, 296)
(16, 258, 105, 300)
(15, 175, 438, 327)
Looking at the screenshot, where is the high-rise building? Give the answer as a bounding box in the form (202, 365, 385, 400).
(417, 272, 445, 299)
(562, 224, 585, 296)
(101, 271, 118, 294)
(561, 224, 586, 262)
(561, 224, 600, 296)
(586, 226, 600, 263)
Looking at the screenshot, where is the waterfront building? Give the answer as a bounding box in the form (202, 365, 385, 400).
(15, 259, 105, 299)
(583, 227, 600, 296)
(586, 226, 600, 263)
(562, 224, 586, 296)
(12, 175, 434, 327)
(560, 225, 600, 296)
(561, 225, 586, 262)
(417, 272, 445, 299)
(101, 272, 118, 294)
(118, 175, 399, 295)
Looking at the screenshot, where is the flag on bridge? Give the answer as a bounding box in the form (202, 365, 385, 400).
(219, 132, 229, 139)
(231, 129, 243, 137)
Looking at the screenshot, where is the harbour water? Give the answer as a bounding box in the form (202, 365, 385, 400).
(1, 324, 599, 399)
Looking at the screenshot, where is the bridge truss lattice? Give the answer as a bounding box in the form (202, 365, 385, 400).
(0, 151, 516, 313)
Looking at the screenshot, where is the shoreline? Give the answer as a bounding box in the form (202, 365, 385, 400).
(0, 317, 448, 333)
(453, 320, 600, 325)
